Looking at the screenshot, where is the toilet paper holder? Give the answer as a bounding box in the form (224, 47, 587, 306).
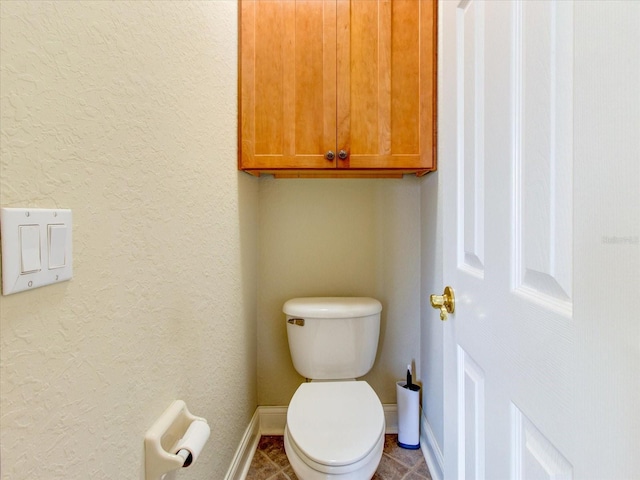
(145, 400, 209, 480)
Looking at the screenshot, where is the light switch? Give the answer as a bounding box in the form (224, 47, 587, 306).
(48, 224, 67, 269)
(19, 225, 41, 273)
(1, 208, 72, 295)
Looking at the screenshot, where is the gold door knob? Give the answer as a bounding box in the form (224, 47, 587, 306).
(430, 286, 455, 321)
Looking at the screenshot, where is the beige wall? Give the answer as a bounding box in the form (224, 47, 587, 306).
(257, 178, 422, 405)
(0, 2, 258, 479)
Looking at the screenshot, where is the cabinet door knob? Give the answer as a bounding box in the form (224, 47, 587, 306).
(338, 150, 349, 160)
(325, 151, 335, 161)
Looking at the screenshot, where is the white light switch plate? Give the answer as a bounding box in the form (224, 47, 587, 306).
(1, 208, 73, 295)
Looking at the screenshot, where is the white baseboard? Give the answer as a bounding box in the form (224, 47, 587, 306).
(223, 409, 261, 480)
(383, 404, 399, 434)
(224, 404, 402, 480)
(258, 406, 288, 435)
(420, 410, 444, 480)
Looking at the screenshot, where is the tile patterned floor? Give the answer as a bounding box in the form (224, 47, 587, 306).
(246, 435, 431, 480)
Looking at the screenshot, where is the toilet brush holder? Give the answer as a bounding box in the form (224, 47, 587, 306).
(396, 381, 420, 449)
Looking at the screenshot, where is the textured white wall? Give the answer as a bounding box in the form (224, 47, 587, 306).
(257, 178, 422, 405)
(0, 2, 258, 479)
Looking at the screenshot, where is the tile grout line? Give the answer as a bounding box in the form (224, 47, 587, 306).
(258, 450, 286, 480)
(380, 447, 432, 480)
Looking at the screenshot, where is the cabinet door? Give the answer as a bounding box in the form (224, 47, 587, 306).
(240, 0, 337, 170)
(337, 0, 436, 170)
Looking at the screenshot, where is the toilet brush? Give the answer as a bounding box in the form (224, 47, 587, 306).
(405, 364, 419, 391)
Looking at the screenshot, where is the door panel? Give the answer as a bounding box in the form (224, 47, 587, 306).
(511, 404, 572, 480)
(449, 1, 576, 475)
(512, 0, 573, 312)
(293, 1, 335, 156)
(441, 1, 639, 479)
(340, 0, 436, 169)
(458, 347, 485, 480)
(457, 0, 486, 277)
(240, 0, 336, 169)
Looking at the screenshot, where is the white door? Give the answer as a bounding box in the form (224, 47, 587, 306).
(439, 1, 639, 479)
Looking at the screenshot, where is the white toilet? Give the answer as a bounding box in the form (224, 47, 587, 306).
(283, 297, 385, 480)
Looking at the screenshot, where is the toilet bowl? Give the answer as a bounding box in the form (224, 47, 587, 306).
(284, 381, 385, 480)
(283, 297, 385, 479)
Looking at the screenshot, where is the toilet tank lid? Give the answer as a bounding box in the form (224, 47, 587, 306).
(283, 297, 382, 318)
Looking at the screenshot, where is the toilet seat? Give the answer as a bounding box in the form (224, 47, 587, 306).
(286, 381, 385, 474)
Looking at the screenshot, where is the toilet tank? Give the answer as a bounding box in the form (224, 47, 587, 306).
(284, 297, 382, 380)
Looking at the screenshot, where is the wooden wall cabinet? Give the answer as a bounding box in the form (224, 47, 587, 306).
(239, 0, 437, 178)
